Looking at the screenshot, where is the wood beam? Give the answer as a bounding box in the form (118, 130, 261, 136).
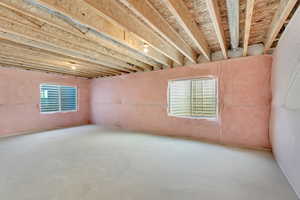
(0, 0, 168, 67)
(0, 40, 127, 75)
(0, 58, 97, 78)
(0, 15, 138, 73)
(34, 0, 178, 65)
(0, 49, 120, 76)
(0, 2, 154, 71)
(122, 0, 197, 63)
(264, 0, 298, 50)
(226, 0, 239, 50)
(83, 0, 183, 65)
(0, 0, 161, 70)
(1, 38, 127, 74)
(163, 0, 211, 61)
(206, 0, 228, 59)
(243, 0, 255, 56)
(0, 55, 119, 76)
(0, 39, 124, 75)
(0, 6, 141, 72)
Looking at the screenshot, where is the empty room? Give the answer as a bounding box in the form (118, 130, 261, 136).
(1, 0, 300, 199)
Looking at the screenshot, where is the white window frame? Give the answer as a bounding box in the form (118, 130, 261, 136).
(40, 84, 78, 114)
(167, 77, 218, 120)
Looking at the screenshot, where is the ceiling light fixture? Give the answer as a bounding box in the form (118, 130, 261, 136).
(143, 43, 149, 53)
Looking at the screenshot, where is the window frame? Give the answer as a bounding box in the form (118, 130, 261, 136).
(167, 77, 218, 120)
(39, 83, 78, 114)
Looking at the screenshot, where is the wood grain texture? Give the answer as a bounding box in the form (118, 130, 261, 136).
(206, 0, 228, 59)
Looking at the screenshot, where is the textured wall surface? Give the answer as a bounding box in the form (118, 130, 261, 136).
(0, 67, 90, 136)
(91, 55, 272, 149)
(270, 7, 300, 198)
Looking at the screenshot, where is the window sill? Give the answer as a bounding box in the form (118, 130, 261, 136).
(40, 110, 78, 114)
(168, 114, 218, 121)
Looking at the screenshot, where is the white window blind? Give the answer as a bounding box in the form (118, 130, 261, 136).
(40, 85, 60, 113)
(168, 78, 217, 118)
(40, 84, 77, 113)
(60, 86, 77, 111)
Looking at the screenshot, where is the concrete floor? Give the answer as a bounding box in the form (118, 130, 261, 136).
(0, 125, 298, 200)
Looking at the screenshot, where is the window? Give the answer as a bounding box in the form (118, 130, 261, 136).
(168, 78, 217, 119)
(40, 84, 77, 113)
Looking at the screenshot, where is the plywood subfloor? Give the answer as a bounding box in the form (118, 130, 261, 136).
(0, 125, 298, 200)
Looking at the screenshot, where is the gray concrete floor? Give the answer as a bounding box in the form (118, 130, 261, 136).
(0, 125, 298, 200)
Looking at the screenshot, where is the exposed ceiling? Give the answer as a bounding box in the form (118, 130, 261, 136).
(0, 0, 299, 78)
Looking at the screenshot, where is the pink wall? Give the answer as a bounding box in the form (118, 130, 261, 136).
(91, 55, 272, 149)
(0, 67, 90, 136)
(270, 7, 300, 198)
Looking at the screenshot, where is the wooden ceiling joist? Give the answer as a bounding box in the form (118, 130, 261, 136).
(0, 49, 121, 77)
(0, 0, 158, 71)
(226, 0, 239, 50)
(163, 0, 211, 61)
(0, 55, 119, 77)
(264, 0, 298, 50)
(122, 0, 197, 63)
(243, 0, 255, 56)
(0, 39, 124, 76)
(0, 61, 99, 78)
(0, 1, 162, 70)
(0, 32, 133, 75)
(0, 5, 142, 72)
(83, 0, 184, 65)
(0, 15, 138, 73)
(34, 0, 174, 66)
(0, 39, 126, 75)
(1, 0, 169, 68)
(0, 0, 298, 78)
(206, 0, 228, 59)
(0, 57, 97, 78)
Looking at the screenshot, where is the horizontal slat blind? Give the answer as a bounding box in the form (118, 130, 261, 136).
(169, 80, 191, 116)
(40, 84, 59, 113)
(168, 78, 217, 118)
(191, 79, 217, 117)
(60, 86, 77, 111)
(40, 84, 77, 113)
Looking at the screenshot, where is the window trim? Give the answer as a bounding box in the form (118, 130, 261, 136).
(39, 83, 78, 114)
(167, 76, 218, 120)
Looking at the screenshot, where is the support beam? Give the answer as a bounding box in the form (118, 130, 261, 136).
(122, 0, 197, 63)
(0, 56, 118, 76)
(4, 0, 169, 67)
(0, 61, 103, 78)
(0, 45, 122, 76)
(0, 57, 97, 78)
(0, 39, 125, 75)
(82, 0, 183, 65)
(0, 56, 119, 76)
(206, 0, 228, 59)
(243, 0, 255, 56)
(33, 0, 180, 65)
(0, 5, 142, 71)
(0, 16, 137, 73)
(0, 0, 160, 70)
(264, 0, 298, 50)
(163, 0, 211, 61)
(0, 4, 153, 71)
(226, 0, 239, 50)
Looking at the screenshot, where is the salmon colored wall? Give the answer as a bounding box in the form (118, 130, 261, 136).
(0, 67, 90, 136)
(91, 55, 272, 149)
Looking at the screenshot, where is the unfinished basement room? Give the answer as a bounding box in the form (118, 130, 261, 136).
(1, 0, 300, 199)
